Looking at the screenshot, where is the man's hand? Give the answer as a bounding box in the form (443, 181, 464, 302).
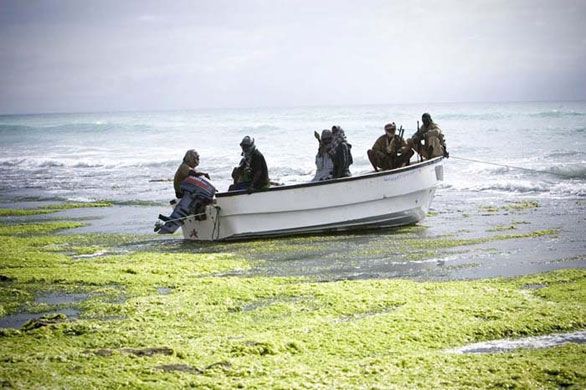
(314, 131, 321, 142)
(192, 171, 211, 179)
(443, 150, 450, 158)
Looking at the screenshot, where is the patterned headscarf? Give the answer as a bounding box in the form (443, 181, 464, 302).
(239, 136, 256, 173)
(330, 125, 348, 153)
(183, 149, 199, 168)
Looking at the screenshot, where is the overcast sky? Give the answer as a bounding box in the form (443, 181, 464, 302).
(1, 0, 585, 114)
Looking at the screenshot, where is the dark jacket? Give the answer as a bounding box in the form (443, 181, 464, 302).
(249, 149, 270, 189)
(332, 142, 352, 178)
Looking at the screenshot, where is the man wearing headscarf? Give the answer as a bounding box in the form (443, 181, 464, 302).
(229, 136, 270, 192)
(408, 113, 449, 160)
(330, 125, 353, 178)
(311, 129, 335, 182)
(173, 149, 210, 198)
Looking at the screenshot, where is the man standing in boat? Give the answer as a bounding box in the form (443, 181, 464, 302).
(407, 113, 449, 160)
(367, 122, 413, 171)
(229, 136, 270, 192)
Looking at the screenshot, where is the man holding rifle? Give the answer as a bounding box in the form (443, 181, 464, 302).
(367, 122, 413, 172)
(407, 113, 449, 160)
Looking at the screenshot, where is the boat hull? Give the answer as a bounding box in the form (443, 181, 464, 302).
(181, 157, 444, 241)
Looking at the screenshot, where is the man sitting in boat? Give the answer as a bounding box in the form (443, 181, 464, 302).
(331, 126, 353, 167)
(367, 122, 413, 172)
(311, 129, 334, 182)
(407, 113, 449, 160)
(330, 125, 353, 178)
(228, 136, 270, 192)
(173, 149, 210, 198)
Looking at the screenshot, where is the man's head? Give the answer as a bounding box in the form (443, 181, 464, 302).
(240, 136, 255, 153)
(384, 122, 396, 136)
(331, 125, 341, 134)
(422, 113, 432, 127)
(321, 129, 333, 144)
(183, 149, 199, 167)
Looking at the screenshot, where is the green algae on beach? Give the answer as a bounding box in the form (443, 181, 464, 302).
(0, 201, 113, 217)
(0, 221, 85, 236)
(0, 221, 584, 388)
(479, 200, 540, 215)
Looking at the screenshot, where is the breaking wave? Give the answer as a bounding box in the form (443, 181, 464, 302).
(451, 177, 586, 197)
(546, 164, 586, 179)
(459, 160, 586, 180)
(545, 150, 583, 158)
(72, 162, 105, 168)
(470, 181, 550, 194)
(530, 110, 586, 118)
(0, 158, 26, 167)
(0, 158, 179, 170)
(440, 112, 509, 121)
(551, 182, 586, 197)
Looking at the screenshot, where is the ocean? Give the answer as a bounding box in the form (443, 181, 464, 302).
(1, 101, 585, 279)
(1, 101, 585, 203)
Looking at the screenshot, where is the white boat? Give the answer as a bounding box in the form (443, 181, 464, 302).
(180, 157, 444, 241)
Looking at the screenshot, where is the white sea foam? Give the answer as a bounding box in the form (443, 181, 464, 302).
(0, 158, 26, 167)
(448, 330, 586, 354)
(531, 110, 586, 118)
(547, 164, 586, 179)
(551, 182, 586, 197)
(453, 179, 550, 194)
(72, 162, 105, 168)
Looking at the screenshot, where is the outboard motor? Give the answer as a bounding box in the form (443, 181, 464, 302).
(155, 174, 216, 234)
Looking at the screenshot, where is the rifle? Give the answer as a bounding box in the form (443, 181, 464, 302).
(415, 121, 421, 163)
(314, 130, 326, 155)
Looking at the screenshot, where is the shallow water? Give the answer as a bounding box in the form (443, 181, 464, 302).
(0, 309, 79, 329)
(1, 102, 585, 280)
(137, 196, 585, 281)
(449, 330, 586, 354)
(156, 287, 172, 295)
(35, 292, 89, 305)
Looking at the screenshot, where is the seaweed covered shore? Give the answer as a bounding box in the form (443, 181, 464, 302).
(0, 203, 585, 388)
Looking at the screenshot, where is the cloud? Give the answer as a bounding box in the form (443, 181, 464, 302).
(0, 0, 585, 114)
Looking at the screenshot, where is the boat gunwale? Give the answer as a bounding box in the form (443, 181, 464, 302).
(216, 156, 443, 198)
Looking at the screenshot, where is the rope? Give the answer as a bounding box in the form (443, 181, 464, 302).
(149, 178, 173, 182)
(212, 206, 221, 240)
(450, 156, 576, 178)
(160, 212, 206, 225)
